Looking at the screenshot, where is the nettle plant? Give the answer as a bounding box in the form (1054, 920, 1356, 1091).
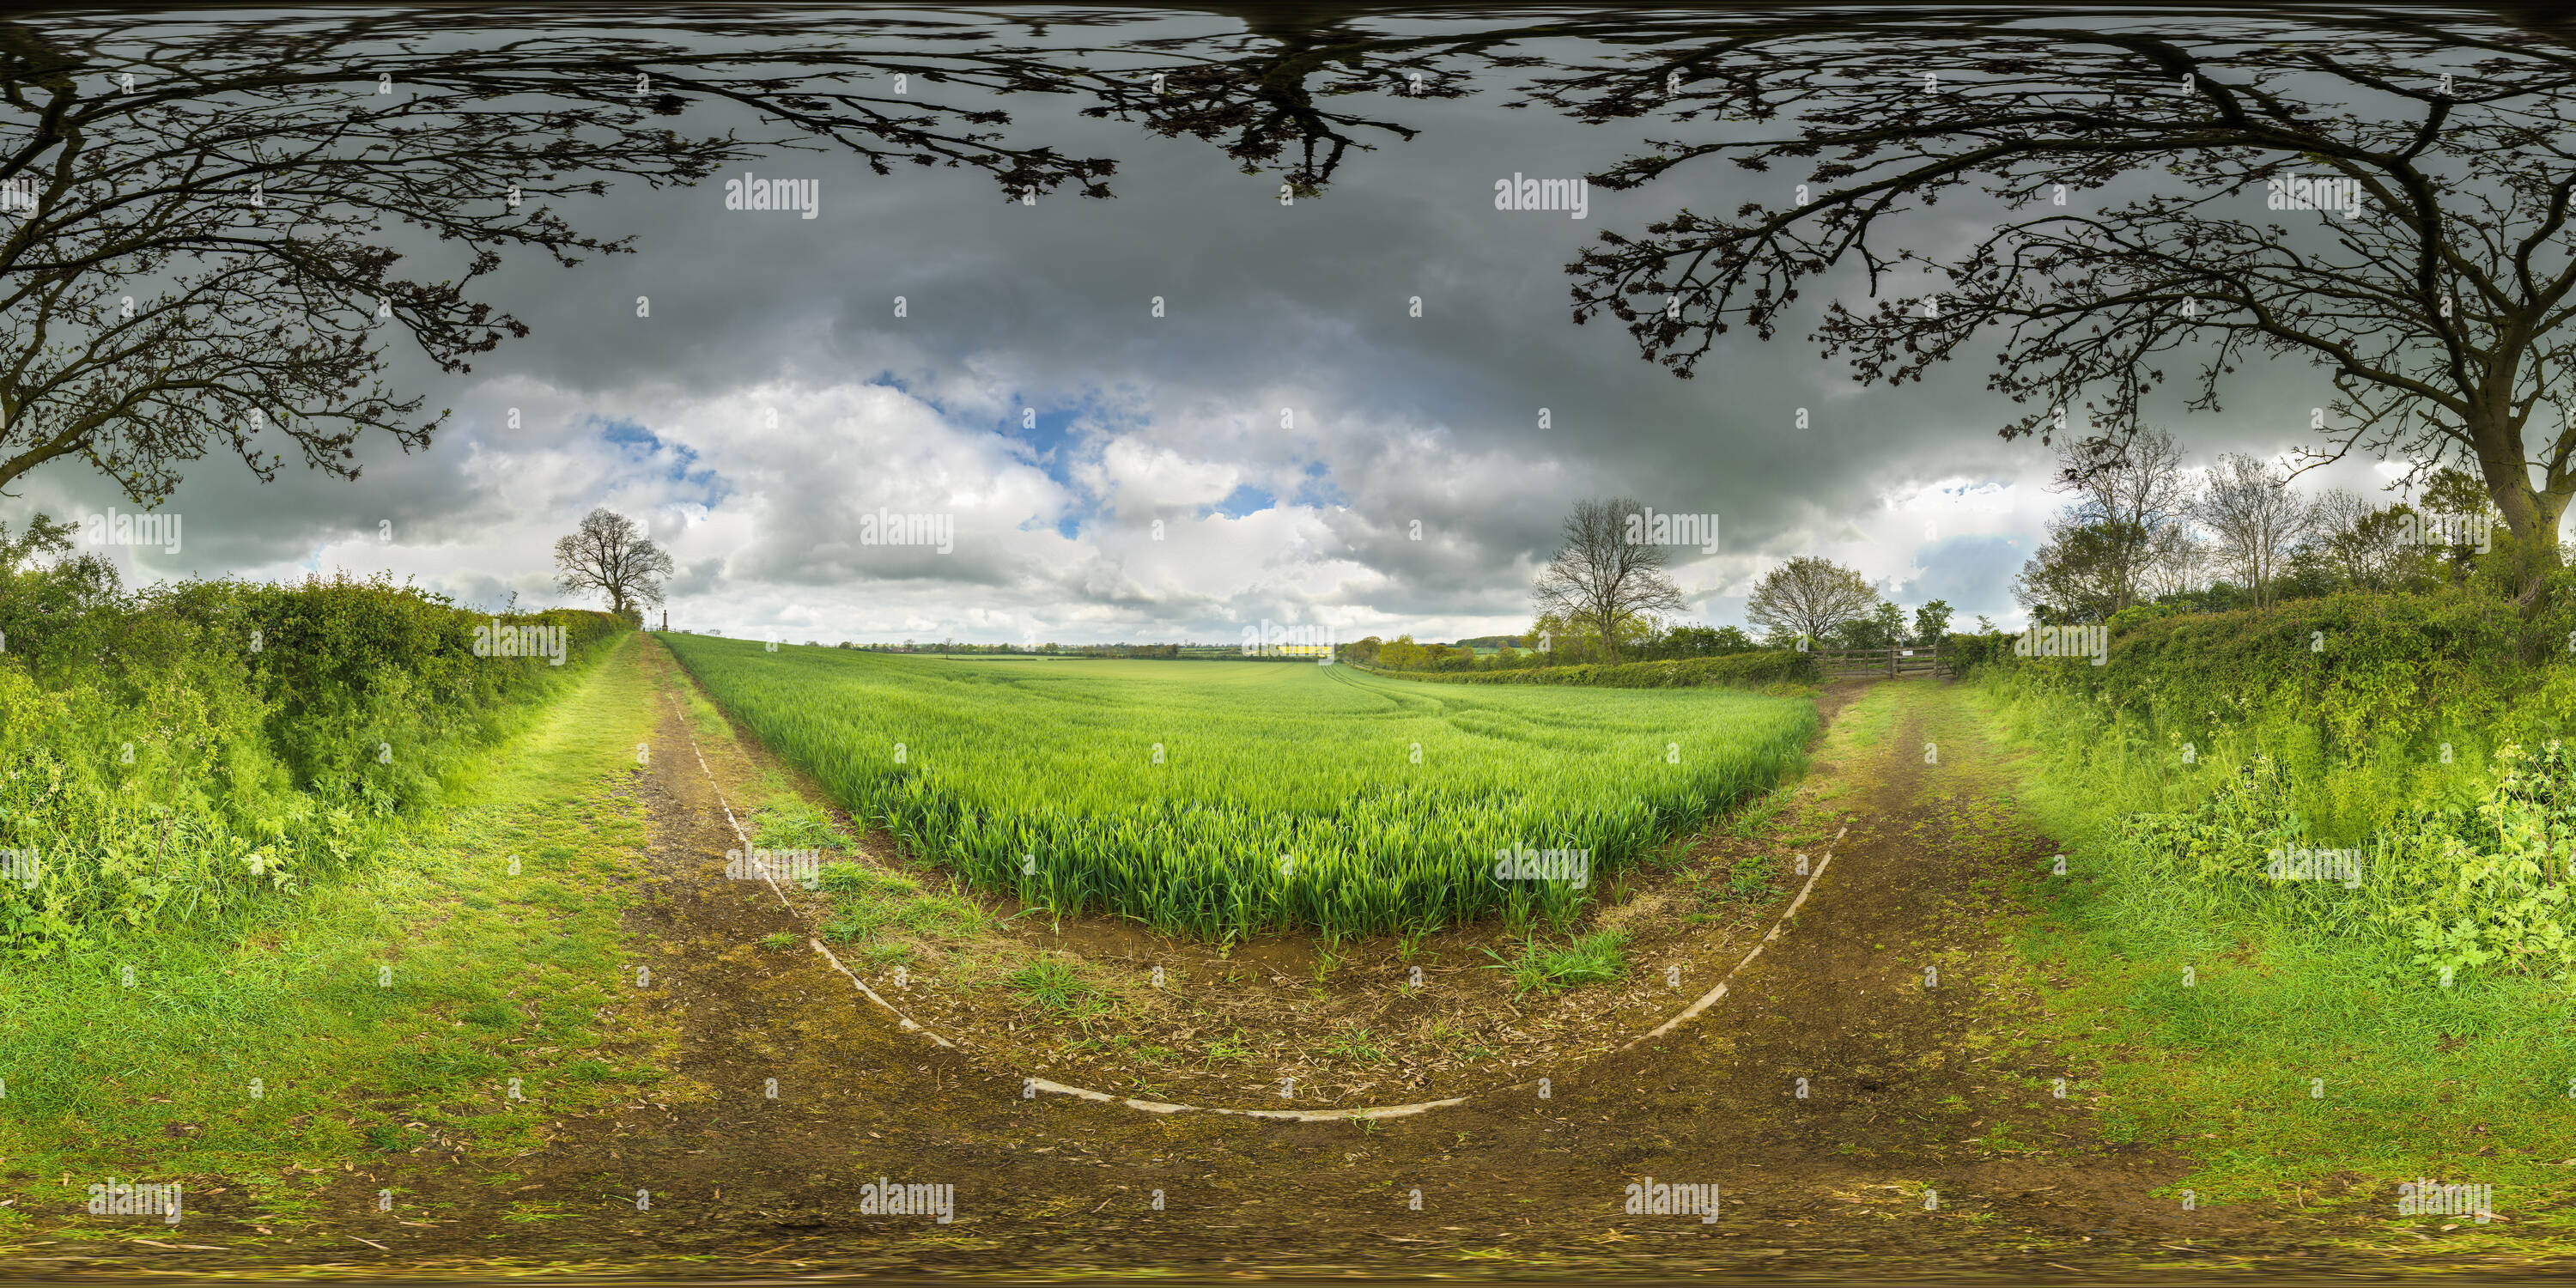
(2400, 740, 2576, 976)
(2120, 742, 2576, 981)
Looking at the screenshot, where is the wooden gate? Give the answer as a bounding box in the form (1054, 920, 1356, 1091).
(1812, 645, 1947, 680)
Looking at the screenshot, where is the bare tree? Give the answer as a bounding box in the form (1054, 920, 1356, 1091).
(2193, 454, 2315, 611)
(554, 509, 674, 620)
(2310, 489, 2428, 591)
(2016, 428, 2194, 620)
(1745, 556, 1877, 647)
(1531, 497, 1686, 662)
(1554, 13, 2576, 591)
(2057, 429, 2192, 614)
(2144, 521, 2210, 600)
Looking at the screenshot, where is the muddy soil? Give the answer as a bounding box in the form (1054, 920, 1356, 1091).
(6, 653, 2530, 1279)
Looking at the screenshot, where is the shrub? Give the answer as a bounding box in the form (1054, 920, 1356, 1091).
(1994, 591, 2527, 759)
(2099, 740, 2576, 981)
(0, 559, 624, 957)
(1939, 630, 2016, 673)
(1985, 588, 2576, 983)
(1392, 650, 1816, 689)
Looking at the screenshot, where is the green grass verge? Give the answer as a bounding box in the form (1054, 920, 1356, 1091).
(1957, 678, 2576, 1242)
(0, 634, 671, 1233)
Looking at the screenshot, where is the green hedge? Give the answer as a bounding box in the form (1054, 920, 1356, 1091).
(1988, 591, 2532, 757)
(1979, 589, 2576, 981)
(0, 571, 625, 956)
(1384, 649, 1815, 689)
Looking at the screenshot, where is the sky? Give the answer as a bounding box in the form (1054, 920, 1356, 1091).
(9, 6, 2427, 646)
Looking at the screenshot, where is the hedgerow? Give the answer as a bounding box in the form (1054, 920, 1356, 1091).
(0, 544, 624, 956)
(1386, 650, 1816, 689)
(1982, 589, 2576, 982)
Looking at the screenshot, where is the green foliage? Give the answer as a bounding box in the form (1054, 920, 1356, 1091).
(1479, 929, 1631, 998)
(1832, 598, 1911, 650)
(1985, 590, 2576, 984)
(662, 638, 1814, 939)
(1007, 953, 1106, 1018)
(1725, 852, 1775, 898)
(0, 558, 624, 956)
(1400, 649, 1816, 689)
(1343, 622, 1755, 671)
(750, 793, 853, 853)
(2015, 590, 2527, 756)
(2111, 742, 2576, 980)
(0, 634, 658, 1182)
(1646, 623, 1760, 659)
(2103, 602, 2181, 636)
(1938, 630, 2016, 672)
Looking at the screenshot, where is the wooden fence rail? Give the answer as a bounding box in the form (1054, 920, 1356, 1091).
(1810, 644, 1949, 679)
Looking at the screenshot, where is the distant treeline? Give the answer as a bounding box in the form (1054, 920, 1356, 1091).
(1383, 650, 1817, 690)
(1343, 623, 1765, 673)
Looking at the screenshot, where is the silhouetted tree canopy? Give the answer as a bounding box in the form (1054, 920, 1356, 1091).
(1547, 11, 2576, 577)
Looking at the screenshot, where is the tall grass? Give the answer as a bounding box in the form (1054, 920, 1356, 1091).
(660, 638, 1815, 939)
(0, 634, 665, 1186)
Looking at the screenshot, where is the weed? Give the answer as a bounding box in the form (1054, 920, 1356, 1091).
(1479, 930, 1631, 998)
(1006, 954, 1109, 1023)
(1327, 1028, 1388, 1063)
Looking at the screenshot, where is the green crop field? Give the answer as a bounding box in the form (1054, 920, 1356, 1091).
(659, 636, 1815, 939)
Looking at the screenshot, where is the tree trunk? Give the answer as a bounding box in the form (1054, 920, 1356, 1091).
(2464, 402, 2565, 605)
(2513, 487, 2571, 608)
(2477, 454, 2567, 605)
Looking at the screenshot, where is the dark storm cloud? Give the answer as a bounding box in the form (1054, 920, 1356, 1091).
(17, 7, 2406, 641)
